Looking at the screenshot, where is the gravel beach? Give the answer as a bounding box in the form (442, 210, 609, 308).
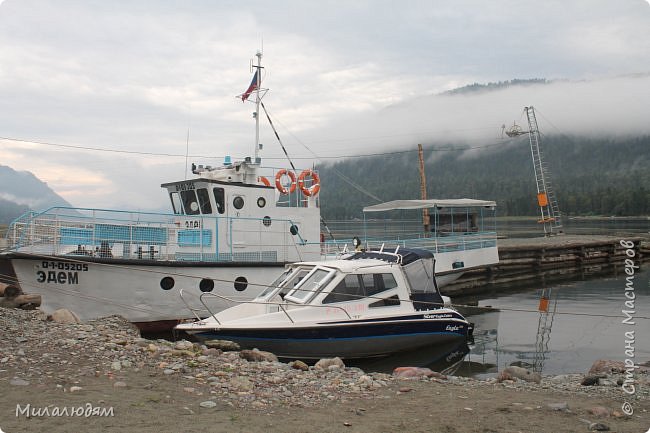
(1, 308, 648, 433)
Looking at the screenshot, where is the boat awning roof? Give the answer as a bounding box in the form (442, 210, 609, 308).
(363, 199, 497, 213)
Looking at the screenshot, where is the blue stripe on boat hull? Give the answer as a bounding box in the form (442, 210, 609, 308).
(190, 319, 469, 359)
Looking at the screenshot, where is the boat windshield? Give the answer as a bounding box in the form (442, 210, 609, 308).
(284, 267, 334, 304)
(256, 268, 293, 300)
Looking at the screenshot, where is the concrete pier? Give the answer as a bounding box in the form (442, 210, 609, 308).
(443, 235, 647, 295)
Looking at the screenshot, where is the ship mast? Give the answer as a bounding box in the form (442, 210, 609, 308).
(253, 51, 263, 163)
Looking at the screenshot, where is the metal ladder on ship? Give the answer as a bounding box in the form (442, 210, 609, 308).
(525, 106, 563, 235)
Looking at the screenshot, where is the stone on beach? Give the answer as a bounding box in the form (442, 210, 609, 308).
(290, 360, 309, 371)
(581, 375, 602, 386)
(240, 349, 278, 363)
(0, 283, 22, 298)
(588, 359, 650, 375)
(392, 367, 446, 379)
(0, 293, 41, 309)
(173, 340, 194, 351)
(314, 357, 345, 370)
(589, 406, 611, 418)
(204, 339, 240, 351)
(48, 308, 81, 324)
(588, 360, 626, 375)
(497, 366, 541, 384)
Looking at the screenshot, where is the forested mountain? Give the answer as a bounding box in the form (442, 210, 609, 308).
(442, 78, 549, 95)
(0, 165, 73, 224)
(0, 198, 29, 225)
(317, 135, 650, 219)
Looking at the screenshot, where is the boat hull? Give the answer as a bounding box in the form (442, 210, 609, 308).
(4, 253, 285, 327)
(185, 313, 470, 359)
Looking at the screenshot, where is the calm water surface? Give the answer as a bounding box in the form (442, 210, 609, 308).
(460, 267, 649, 378)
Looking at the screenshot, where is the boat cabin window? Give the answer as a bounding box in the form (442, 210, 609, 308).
(233, 196, 244, 210)
(323, 273, 398, 304)
(285, 268, 333, 304)
(213, 187, 225, 214)
(257, 268, 293, 300)
(180, 190, 200, 215)
(276, 268, 311, 299)
(362, 273, 398, 296)
(431, 210, 479, 234)
(403, 259, 437, 294)
(322, 275, 363, 304)
(197, 188, 212, 214)
(369, 294, 401, 308)
(169, 192, 183, 215)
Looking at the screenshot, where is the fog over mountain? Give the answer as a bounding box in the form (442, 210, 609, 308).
(0, 165, 72, 217)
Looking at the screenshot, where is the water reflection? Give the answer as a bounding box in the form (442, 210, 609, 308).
(459, 266, 649, 378)
(351, 337, 470, 375)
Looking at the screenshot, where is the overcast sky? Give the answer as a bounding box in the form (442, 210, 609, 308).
(1, 0, 649, 210)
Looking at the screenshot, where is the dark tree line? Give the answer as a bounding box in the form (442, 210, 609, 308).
(317, 135, 650, 219)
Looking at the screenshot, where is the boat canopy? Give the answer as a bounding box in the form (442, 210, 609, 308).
(363, 199, 496, 212)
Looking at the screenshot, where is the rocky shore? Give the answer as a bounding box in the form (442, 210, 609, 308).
(1, 308, 648, 433)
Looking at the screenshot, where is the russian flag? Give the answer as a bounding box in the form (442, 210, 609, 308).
(241, 70, 259, 102)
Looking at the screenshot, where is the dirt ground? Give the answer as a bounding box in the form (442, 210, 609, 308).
(1, 369, 648, 433)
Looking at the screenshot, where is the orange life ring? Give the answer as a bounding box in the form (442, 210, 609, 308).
(275, 169, 296, 195)
(298, 169, 321, 197)
(258, 176, 271, 187)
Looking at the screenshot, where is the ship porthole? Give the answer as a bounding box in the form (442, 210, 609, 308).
(289, 224, 299, 235)
(199, 279, 214, 292)
(257, 197, 266, 208)
(233, 196, 244, 210)
(262, 216, 272, 227)
(234, 276, 248, 292)
(160, 277, 175, 290)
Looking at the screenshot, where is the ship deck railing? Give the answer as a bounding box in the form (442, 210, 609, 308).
(4, 206, 308, 263)
(320, 231, 498, 258)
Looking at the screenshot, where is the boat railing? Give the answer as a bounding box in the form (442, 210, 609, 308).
(5, 206, 314, 263)
(320, 231, 497, 258)
(178, 289, 207, 321)
(196, 292, 352, 325)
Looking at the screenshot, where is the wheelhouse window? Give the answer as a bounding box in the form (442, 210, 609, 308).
(169, 192, 183, 215)
(213, 187, 225, 214)
(197, 188, 212, 214)
(180, 190, 200, 215)
(285, 268, 334, 304)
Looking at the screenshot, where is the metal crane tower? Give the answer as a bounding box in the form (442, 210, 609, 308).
(505, 106, 563, 235)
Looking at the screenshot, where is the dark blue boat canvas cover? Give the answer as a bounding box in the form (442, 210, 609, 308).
(345, 248, 434, 266)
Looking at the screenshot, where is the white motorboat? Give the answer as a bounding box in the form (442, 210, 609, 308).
(176, 247, 473, 359)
